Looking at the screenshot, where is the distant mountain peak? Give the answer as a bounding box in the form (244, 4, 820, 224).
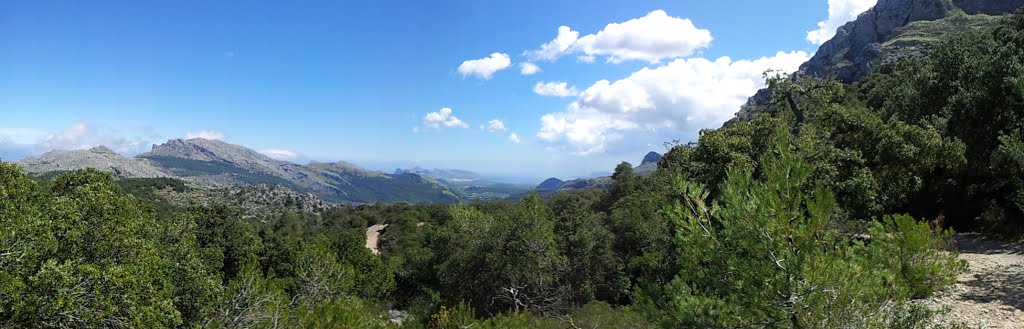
(641, 151, 662, 165)
(394, 167, 483, 182)
(536, 177, 565, 191)
(142, 138, 277, 165)
(88, 145, 118, 155)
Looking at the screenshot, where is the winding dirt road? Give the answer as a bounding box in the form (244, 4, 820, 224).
(365, 223, 388, 256)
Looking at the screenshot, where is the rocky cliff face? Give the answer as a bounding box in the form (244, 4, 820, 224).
(800, 0, 1024, 83)
(730, 0, 1023, 125)
(140, 138, 288, 175)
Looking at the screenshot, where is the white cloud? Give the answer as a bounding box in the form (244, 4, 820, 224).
(528, 26, 580, 61)
(458, 53, 512, 80)
(520, 62, 541, 75)
(528, 10, 713, 64)
(185, 130, 225, 141)
(486, 119, 508, 132)
(5, 122, 155, 154)
(807, 0, 877, 45)
(576, 10, 713, 63)
(260, 149, 300, 161)
(509, 133, 521, 144)
(422, 107, 469, 130)
(538, 51, 810, 155)
(533, 81, 580, 98)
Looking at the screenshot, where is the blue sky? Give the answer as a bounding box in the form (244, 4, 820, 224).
(0, 0, 877, 179)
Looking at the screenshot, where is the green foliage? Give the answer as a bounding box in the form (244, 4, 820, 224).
(296, 297, 396, 329)
(664, 140, 961, 328)
(865, 215, 966, 299)
(190, 205, 264, 283)
(292, 237, 356, 307)
(435, 194, 567, 315)
(1, 167, 182, 328)
(209, 262, 290, 328)
(549, 191, 627, 305)
(558, 302, 656, 329)
(429, 303, 477, 329)
(328, 229, 395, 300)
(158, 213, 223, 324)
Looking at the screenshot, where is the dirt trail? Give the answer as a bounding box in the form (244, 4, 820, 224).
(365, 224, 388, 255)
(924, 233, 1024, 328)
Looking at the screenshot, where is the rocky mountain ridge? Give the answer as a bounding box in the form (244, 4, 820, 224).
(733, 0, 1024, 124)
(16, 146, 170, 178)
(799, 0, 1022, 83)
(14, 138, 459, 205)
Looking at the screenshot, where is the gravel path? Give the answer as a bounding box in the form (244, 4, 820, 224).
(365, 223, 388, 255)
(924, 233, 1024, 328)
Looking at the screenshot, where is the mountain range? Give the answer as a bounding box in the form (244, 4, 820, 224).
(532, 151, 662, 194)
(15, 138, 459, 204)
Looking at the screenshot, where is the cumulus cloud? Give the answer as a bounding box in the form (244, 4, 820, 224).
(422, 107, 469, 130)
(458, 53, 512, 80)
(486, 119, 508, 132)
(576, 10, 713, 63)
(807, 0, 877, 45)
(185, 130, 225, 141)
(533, 81, 580, 98)
(260, 149, 301, 161)
(528, 26, 580, 61)
(509, 133, 521, 144)
(520, 62, 541, 75)
(528, 10, 713, 64)
(0, 122, 157, 155)
(538, 51, 810, 155)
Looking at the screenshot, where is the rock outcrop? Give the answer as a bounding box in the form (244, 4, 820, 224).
(800, 0, 1024, 83)
(731, 0, 1024, 125)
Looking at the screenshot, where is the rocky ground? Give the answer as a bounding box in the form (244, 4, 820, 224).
(924, 233, 1024, 328)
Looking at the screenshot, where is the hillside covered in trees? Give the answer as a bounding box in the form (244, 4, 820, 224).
(4, 6, 1024, 329)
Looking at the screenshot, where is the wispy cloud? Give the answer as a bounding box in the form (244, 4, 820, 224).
(520, 62, 541, 75)
(533, 81, 579, 97)
(0, 122, 158, 156)
(185, 130, 226, 140)
(260, 148, 301, 161)
(486, 119, 508, 132)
